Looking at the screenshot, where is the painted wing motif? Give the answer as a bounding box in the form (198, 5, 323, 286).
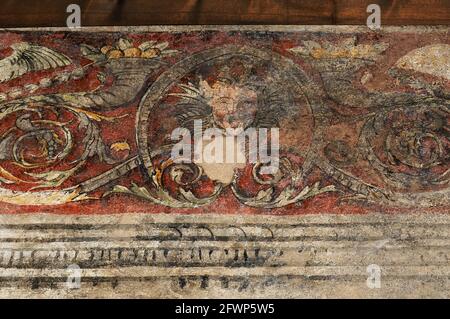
(0, 42, 71, 83)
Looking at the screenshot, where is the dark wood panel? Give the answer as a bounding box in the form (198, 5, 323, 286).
(0, 0, 449, 27)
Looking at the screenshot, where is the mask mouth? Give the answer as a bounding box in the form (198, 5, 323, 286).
(213, 113, 256, 131)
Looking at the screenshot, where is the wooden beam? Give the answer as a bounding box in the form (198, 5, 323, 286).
(0, 0, 448, 27)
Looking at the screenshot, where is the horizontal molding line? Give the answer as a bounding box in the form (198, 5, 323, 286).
(1, 266, 450, 278)
(0, 215, 449, 243)
(0, 238, 450, 247)
(1, 213, 450, 225)
(2, 221, 450, 229)
(2, 239, 450, 251)
(2, 281, 449, 299)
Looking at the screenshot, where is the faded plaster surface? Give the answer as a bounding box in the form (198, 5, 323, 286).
(0, 26, 448, 298)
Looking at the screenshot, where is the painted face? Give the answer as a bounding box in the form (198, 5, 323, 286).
(200, 80, 258, 130)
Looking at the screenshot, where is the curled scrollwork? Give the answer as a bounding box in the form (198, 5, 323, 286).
(0, 34, 448, 211)
(133, 45, 334, 208)
(108, 160, 224, 208)
(0, 96, 121, 190)
(0, 38, 180, 205)
(231, 157, 336, 208)
(360, 104, 449, 191)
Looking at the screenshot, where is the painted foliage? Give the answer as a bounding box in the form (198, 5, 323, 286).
(0, 27, 448, 214)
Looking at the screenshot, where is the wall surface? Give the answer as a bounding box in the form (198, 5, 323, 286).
(0, 2, 449, 299)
